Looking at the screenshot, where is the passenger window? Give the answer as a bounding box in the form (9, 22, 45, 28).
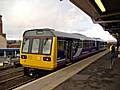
(93, 41, 95, 47)
(57, 40, 65, 59)
(73, 41, 79, 49)
(83, 40, 89, 48)
(58, 40, 65, 51)
(78, 40, 82, 48)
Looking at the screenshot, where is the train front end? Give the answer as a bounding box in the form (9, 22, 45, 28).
(20, 29, 57, 73)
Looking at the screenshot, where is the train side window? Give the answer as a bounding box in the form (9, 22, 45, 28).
(57, 40, 65, 59)
(83, 40, 89, 48)
(83, 41, 85, 48)
(0, 50, 4, 56)
(72, 40, 79, 55)
(90, 41, 94, 47)
(93, 41, 95, 47)
(22, 38, 30, 53)
(94, 41, 97, 47)
(58, 40, 65, 51)
(31, 39, 40, 53)
(78, 40, 82, 48)
(73, 41, 78, 49)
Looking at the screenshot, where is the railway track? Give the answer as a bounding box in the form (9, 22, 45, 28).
(0, 67, 49, 90)
(0, 75, 36, 90)
(0, 67, 23, 77)
(0, 66, 34, 90)
(0, 65, 15, 71)
(0, 71, 36, 90)
(0, 72, 24, 84)
(7, 76, 36, 90)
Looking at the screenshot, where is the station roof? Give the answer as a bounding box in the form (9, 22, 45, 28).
(70, 0, 120, 40)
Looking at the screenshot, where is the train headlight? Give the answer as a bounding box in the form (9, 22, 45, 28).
(21, 55, 27, 59)
(43, 57, 51, 61)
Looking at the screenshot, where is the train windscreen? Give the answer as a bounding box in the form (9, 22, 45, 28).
(22, 37, 52, 54)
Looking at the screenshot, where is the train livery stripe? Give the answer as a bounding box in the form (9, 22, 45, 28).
(57, 59, 65, 62)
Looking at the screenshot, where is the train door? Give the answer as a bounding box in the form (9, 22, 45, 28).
(96, 41, 100, 50)
(65, 40, 72, 64)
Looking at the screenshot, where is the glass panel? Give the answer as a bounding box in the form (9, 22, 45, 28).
(58, 40, 65, 51)
(78, 41, 82, 48)
(0, 50, 4, 56)
(93, 41, 95, 47)
(57, 40, 65, 59)
(42, 38, 52, 54)
(83, 40, 90, 48)
(31, 39, 40, 53)
(22, 38, 30, 53)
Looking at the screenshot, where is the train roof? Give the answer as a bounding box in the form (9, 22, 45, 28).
(23, 28, 96, 41)
(72, 33, 95, 41)
(93, 38, 105, 42)
(53, 30, 90, 40)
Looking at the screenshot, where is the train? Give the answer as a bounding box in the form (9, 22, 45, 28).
(20, 28, 107, 76)
(0, 48, 20, 58)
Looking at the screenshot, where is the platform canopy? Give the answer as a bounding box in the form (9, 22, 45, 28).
(70, 0, 120, 40)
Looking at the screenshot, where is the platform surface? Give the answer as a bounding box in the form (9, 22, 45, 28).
(54, 52, 120, 90)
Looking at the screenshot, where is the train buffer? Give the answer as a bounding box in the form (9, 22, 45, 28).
(14, 50, 120, 90)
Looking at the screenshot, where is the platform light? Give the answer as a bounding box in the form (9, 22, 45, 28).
(95, 0, 106, 12)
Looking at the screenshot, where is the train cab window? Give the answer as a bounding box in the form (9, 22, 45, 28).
(22, 38, 30, 53)
(42, 38, 52, 54)
(31, 39, 40, 53)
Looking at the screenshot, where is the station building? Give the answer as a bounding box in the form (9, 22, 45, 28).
(0, 15, 7, 48)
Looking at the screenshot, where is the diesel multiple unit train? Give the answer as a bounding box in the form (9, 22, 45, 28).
(20, 29, 107, 76)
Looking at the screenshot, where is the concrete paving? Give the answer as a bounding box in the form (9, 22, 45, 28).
(54, 52, 120, 90)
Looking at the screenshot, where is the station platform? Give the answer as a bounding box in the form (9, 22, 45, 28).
(54, 52, 120, 90)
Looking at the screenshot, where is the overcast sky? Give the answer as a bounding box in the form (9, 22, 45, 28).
(0, 0, 116, 41)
